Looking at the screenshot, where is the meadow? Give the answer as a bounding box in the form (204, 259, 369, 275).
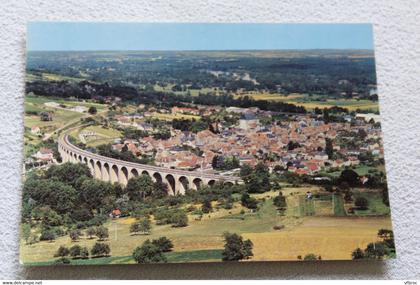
(235, 92, 379, 111)
(23, 95, 108, 156)
(20, 186, 392, 264)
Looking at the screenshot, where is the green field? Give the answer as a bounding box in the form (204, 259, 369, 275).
(26, 72, 87, 83)
(24, 249, 223, 266)
(69, 125, 122, 147)
(319, 164, 385, 178)
(150, 112, 201, 121)
(333, 194, 347, 216)
(234, 92, 379, 111)
(20, 186, 392, 263)
(352, 191, 390, 216)
(23, 95, 109, 157)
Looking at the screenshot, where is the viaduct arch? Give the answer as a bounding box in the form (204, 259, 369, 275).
(58, 135, 242, 195)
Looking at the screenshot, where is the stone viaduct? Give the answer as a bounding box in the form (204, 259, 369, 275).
(58, 135, 242, 195)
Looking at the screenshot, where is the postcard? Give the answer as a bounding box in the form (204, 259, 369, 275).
(21, 23, 394, 265)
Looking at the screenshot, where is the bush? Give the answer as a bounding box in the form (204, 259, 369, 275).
(169, 211, 188, 227)
(88, 106, 97, 115)
(132, 240, 167, 264)
(80, 247, 89, 259)
(95, 226, 109, 241)
(151, 237, 174, 252)
(86, 227, 96, 239)
(273, 192, 286, 208)
(54, 245, 70, 258)
(303, 253, 320, 261)
(40, 228, 56, 241)
(69, 245, 81, 259)
(69, 229, 81, 241)
(222, 232, 253, 261)
(130, 218, 152, 235)
(355, 197, 369, 210)
(91, 242, 111, 257)
(201, 198, 213, 213)
(240, 193, 258, 210)
(351, 248, 365, 260)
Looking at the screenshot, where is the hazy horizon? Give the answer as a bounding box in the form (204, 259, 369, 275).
(27, 23, 374, 51)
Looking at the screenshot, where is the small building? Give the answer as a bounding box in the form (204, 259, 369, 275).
(109, 209, 122, 218)
(33, 147, 54, 162)
(239, 112, 259, 130)
(355, 113, 381, 123)
(30, 126, 41, 135)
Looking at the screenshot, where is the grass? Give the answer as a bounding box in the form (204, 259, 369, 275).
(25, 95, 107, 112)
(26, 72, 87, 83)
(70, 125, 122, 147)
(150, 112, 201, 121)
(23, 95, 110, 156)
(23, 249, 223, 266)
(352, 191, 390, 216)
(166, 249, 223, 262)
(319, 164, 385, 178)
(243, 216, 392, 261)
(20, 187, 392, 264)
(234, 92, 379, 111)
(332, 194, 347, 216)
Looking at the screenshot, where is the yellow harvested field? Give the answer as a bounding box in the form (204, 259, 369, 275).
(243, 216, 392, 261)
(293, 101, 378, 111)
(150, 112, 200, 121)
(234, 92, 304, 102)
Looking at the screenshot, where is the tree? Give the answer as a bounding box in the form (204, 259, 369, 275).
(240, 164, 253, 183)
(303, 253, 319, 261)
(169, 211, 188, 227)
(88, 106, 97, 115)
(355, 197, 369, 210)
(130, 218, 151, 235)
(222, 232, 253, 261)
(69, 230, 81, 242)
(54, 245, 70, 258)
(95, 226, 109, 241)
(254, 163, 270, 192)
(151, 237, 174, 252)
(79, 179, 113, 211)
(273, 192, 287, 208)
(152, 181, 168, 199)
(241, 193, 258, 210)
(323, 109, 330, 124)
(132, 240, 167, 264)
(378, 229, 395, 249)
(40, 228, 56, 242)
(22, 224, 31, 244)
(352, 248, 365, 260)
(80, 247, 89, 259)
(364, 242, 388, 260)
(45, 162, 92, 187)
(339, 169, 360, 187)
(378, 229, 394, 240)
(343, 191, 353, 202)
(23, 179, 78, 215)
(126, 175, 154, 201)
(54, 245, 70, 264)
(201, 198, 213, 213)
(86, 227, 96, 239)
(325, 138, 334, 159)
(69, 245, 82, 259)
(91, 242, 111, 257)
(40, 112, 52, 121)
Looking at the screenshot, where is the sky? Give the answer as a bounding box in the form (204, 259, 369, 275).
(27, 23, 374, 51)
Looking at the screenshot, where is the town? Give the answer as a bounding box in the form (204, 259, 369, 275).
(21, 50, 394, 265)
